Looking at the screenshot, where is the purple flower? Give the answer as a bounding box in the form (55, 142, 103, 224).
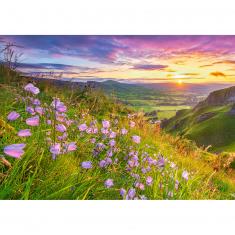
(67, 142, 77, 152)
(32, 98, 41, 106)
(47, 120, 52, 125)
(109, 131, 116, 138)
(7, 111, 20, 121)
(26, 106, 35, 115)
(168, 191, 174, 198)
(132, 135, 141, 144)
(157, 157, 165, 168)
(120, 188, 126, 197)
(182, 171, 189, 181)
(24, 83, 40, 95)
(127, 188, 136, 199)
(107, 149, 113, 157)
(121, 128, 128, 135)
(35, 106, 44, 115)
(90, 138, 96, 144)
(129, 121, 135, 128)
(18, 129, 32, 137)
(4, 143, 26, 158)
(56, 124, 67, 133)
(135, 182, 145, 190)
(146, 176, 153, 186)
(102, 120, 110, 129)
(51, 98, 67, 113)
(26, 115, 39, 126)
(78, 123, 87, 132)
(175, 180, 179, 190)
(99, 160, 107, 168)
(101, 128, 109, 135)
(170, 162, 176, 168)
(50, 143, 61, 155)
(109, 139, 116, 147)
(81, 161, 92, 169)
(104, 179, 114, 188)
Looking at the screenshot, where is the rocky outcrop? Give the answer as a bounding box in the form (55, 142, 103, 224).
(195, 112, 216, 123)
(194, 86, 235, 109)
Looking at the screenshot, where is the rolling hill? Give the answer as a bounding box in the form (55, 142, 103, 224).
(163, 86, 235, 152)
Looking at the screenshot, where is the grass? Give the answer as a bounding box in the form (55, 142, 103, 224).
(164, 103, 235, 152)
(0, 67, 235, 200)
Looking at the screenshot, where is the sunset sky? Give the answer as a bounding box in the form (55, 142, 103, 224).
(1, 35, 235, 84)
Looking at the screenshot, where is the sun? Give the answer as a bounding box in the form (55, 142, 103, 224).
(177, 79, 183, 85)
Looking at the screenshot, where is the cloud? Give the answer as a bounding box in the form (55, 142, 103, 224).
(132, 64, 168, 70)
(210, 71, 226, 77)
(16, 62, 96, 72)
(183, 73, 199, 76)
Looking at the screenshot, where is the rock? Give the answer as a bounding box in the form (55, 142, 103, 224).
(227, 104, 235, 116)
(195, 112, 216, 123)
(144, 110, 158, 117)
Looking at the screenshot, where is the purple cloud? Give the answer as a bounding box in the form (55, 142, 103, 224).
(132, 64, 168, 70)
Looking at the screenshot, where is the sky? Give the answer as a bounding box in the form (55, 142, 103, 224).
(1, 35, 235, 84)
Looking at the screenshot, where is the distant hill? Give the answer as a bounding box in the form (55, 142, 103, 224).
(163, 85, 235, 152)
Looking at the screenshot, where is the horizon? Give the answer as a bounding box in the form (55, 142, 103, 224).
(1, 35, 235, 84)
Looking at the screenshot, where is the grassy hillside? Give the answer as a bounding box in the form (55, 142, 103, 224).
(164, 92, 235, 152)
(0, 68, 235, 199)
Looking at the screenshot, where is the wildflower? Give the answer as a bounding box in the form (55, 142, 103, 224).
(132, 135, 141, 144)
(170, 162, 176, 169)
(47, 120, 52, 125)
(157, 157, 165, 168)
(168, 191, 174, 198)
(50, 143, 61, 155)
(56, 124, 67, 133)
(146, 176, 153, 186)
(175, 180, 179, 190)
(58, 132, 68, 141)
(101, 128, 109, 135)
(18, 129, 32, 137)
(26, 115, 40, 126)
(26, 106, 35, 115)
(51, 98, 67, 113)
(7, 111, 20, 121)
(140, 195, 147, 200)
(4, 144, 26, 158)
(105, 157, 112, 165)
(67, 142, 77, 152)
(107, 149, 113, 157)
(109, 139, 116, 147)
(86, 127, 93, 134)
(120, 188, 126, 197)
(32, 98, 41, 106)
(138, 183, 145, 190)
(66, 119, 73, 126)
(90, 138, 96, 144)
(121, 128, 128, 135)
(102, 120, 110, 129)
(35, 106, 44, 115)
(24, 83, 40, 95)
(129, 121, 135, 128)
(99, 160, 107, 168)
(142, 168, 147, 174)
(104, 179, 114, 188)
(109, 131, 116, 138)
(78, 123, 87, 132)
(127, 188, 136, 199)
(182, 170, 189, 181)
(81, 161, 92, 169)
